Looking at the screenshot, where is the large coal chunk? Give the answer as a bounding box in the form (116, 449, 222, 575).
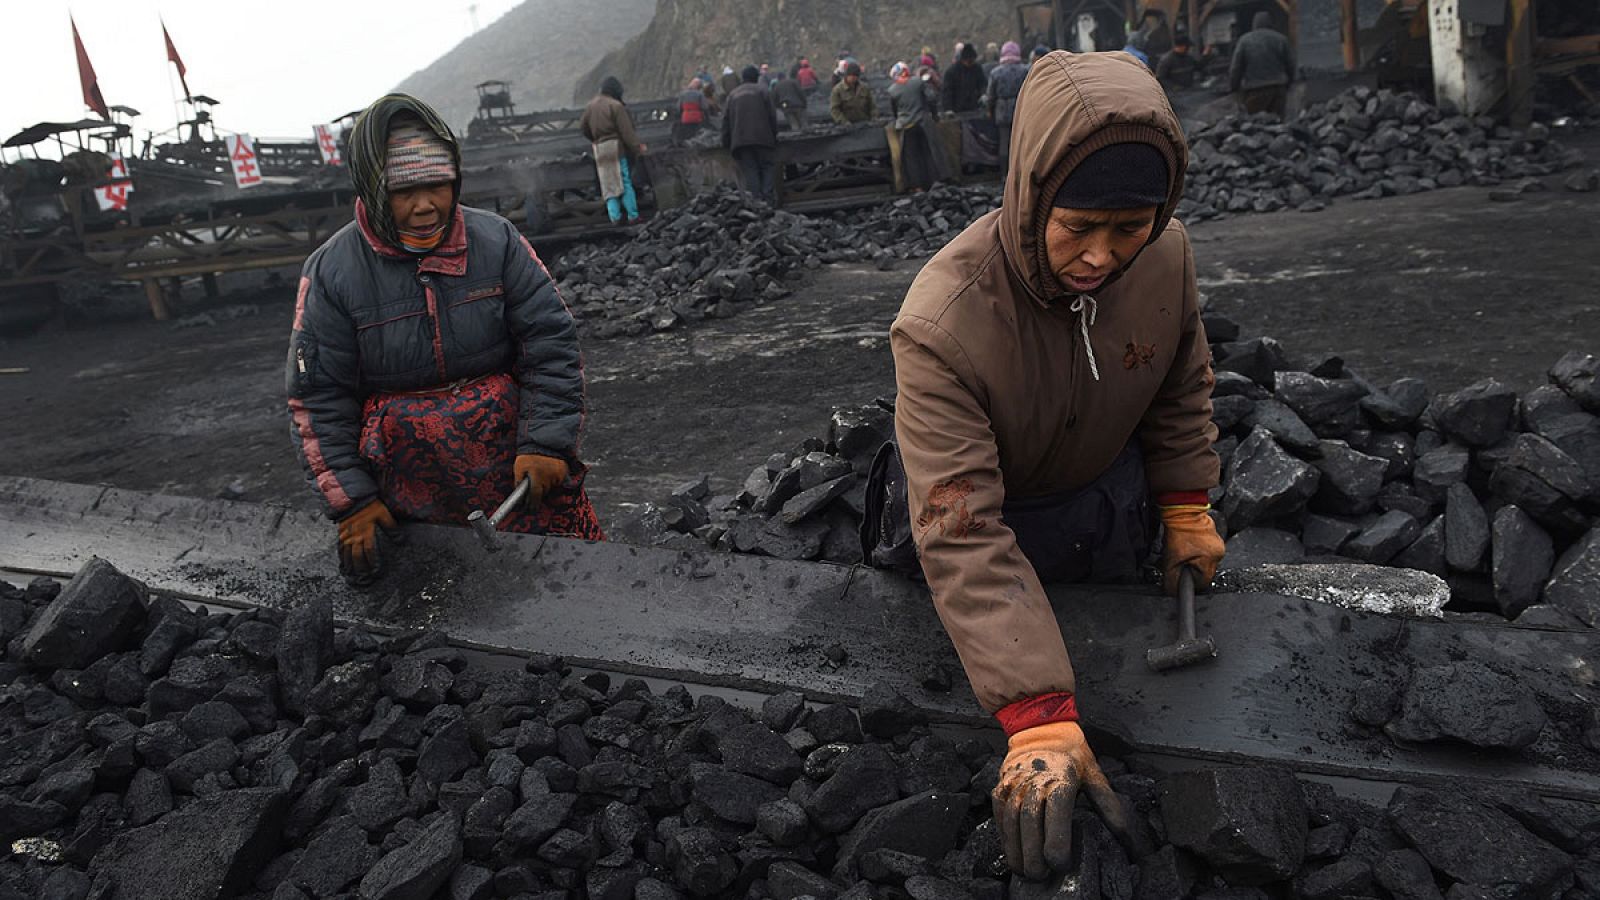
(1412, 444, 1470, 503)
(1549, 351, 1600, 412)
(1343, 511, 1422, 565)
(277, 595, 334, 718)
(859, 682, 927, 739)
(22, 557, 147, 669)
(1442, 483, 1489, 573)
(1222, 427, 1320, 530)
(1488, 434, 1593, 535)
(717, 723, 803, 785)
(1158, 767, 1308, 885)
(1492, 506, 1555, 619)
(1361, 378, 1429, 430)
(1311, 441, 1388, 515)
(1428, 379, 1518, 447)
(1274, 372, 1368, 432)
(690, 764, 784, 825)
(89, 787, 286, 900)
(1543, 525, 1600, 628)
(667, 827, 737, 897)
(805, 744, 902, 834)
(357, 811, 462, 900)
(833, 790, 968, 879)
(1387, 788, 1572, 900)
(1215, 337, 1291, 386)
(1244, 399, 1321, 457)
(287, 815, 379, 897)
(1385, 662, 1547, 750)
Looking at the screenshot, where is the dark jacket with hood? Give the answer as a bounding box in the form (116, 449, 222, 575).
(890, 52, 1217, 715)
(941, 59, 988, 114)
(1230, 14, 1295, 91)
(287, 95, 585, 519)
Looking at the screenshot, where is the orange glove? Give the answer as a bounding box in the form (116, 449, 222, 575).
(1158, 496, 1225, 596)
(337, 500, 397, 582)
(514, 454, 569, 509)
(992, 721, 1139, 880)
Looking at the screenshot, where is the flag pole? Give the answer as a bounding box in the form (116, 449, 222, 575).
(162, 18, 181, 141)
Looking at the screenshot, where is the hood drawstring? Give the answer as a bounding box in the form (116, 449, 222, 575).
(1070, 294, 1100, 381)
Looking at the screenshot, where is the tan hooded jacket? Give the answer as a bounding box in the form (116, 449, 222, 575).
(890, 51, 1219, 715)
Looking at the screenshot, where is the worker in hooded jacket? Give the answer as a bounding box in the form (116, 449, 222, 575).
(888, 52, 1224, 878)
(287, 94, 603, 584)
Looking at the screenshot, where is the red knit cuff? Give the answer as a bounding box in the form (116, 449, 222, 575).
(994, 692, 1079, 736)
(1156, 490, 1210, 508)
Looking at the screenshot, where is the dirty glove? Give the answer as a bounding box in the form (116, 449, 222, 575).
(514, 453, 570, 509)
(992, 720, 1140, 880)
(1158, 493, 1225, 595)
(337, 500, 397, 583)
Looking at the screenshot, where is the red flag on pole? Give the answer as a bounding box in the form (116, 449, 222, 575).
(162, 20, 191, 101)
(71, 16, 110, 120)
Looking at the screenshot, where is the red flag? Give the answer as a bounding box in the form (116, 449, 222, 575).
(72, 16, 110, 120)
(162, 20, 191, 101)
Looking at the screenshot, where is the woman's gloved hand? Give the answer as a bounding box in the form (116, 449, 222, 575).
(337, 500, 398, 583)
(1158, 497, 1225, 595)
(514, 454, 570, 509)
(992, 721, 1139, 880)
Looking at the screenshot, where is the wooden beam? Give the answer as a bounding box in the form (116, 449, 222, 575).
(1536, 34, 1600, 57)
(142, 278, 170, 321)
(1506, 0, 1535, 127)
(1341, 0, 1360, 70)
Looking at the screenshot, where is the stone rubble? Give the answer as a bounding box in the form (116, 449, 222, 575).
(2, 558, 1594, 900)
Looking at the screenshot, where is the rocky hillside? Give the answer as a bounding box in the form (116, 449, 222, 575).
(395, 0, 656, 133)
(575, 0, 1019, 103)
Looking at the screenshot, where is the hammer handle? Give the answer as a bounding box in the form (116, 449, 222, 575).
(488, 477, 532, 527)
(1177, 566, 1197, 641)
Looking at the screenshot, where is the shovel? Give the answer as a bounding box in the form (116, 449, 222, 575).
(467, 477, 532, 553)
(1145, 566, 1217, 671)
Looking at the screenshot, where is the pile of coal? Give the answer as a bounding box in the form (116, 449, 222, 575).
(3, 558, 1595, 900)
(644, 323, 1600, 628)
(818, 184, 1001, 265)
(1178, 86, 1586, 220)
(546, 187, 848, 339)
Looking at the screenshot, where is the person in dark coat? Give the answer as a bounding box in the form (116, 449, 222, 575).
(722, 65, 781, 203)
(1229, 11, 1295, 115)
(942, 42, 988, 114)
(982, 41, 1028, 177)
(771, 71, 809, 132)
(287, 93, 602, 584)
(1156, 36, 1205, 89)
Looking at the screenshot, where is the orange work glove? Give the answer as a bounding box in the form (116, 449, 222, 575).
(992, 721, 1139, 880)
(514, 453, 570, 509)
(1158, 496, 1225, 596)
(337, 500, 397, 582)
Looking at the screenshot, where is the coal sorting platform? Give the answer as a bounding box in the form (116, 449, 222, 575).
(1, 475, 1595, 805)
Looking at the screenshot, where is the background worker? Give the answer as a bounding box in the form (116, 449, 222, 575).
(1230, 11, 1295, 115)
(723, 65, 781, 203)
(886, 52, 1223, 878)
(579, 76, 647, 224)
(830, 62, 876, 124)
(288, 94, 602, 584)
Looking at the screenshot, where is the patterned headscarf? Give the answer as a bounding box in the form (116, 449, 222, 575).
(347, 93, 462, 249)
(890, 61, 911, 83)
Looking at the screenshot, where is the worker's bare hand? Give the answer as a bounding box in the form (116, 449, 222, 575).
(992, 721, 1139, 879)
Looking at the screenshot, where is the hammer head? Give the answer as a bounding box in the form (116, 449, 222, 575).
(1144, 635, 1218, 672)
(467, 510, 500, 553)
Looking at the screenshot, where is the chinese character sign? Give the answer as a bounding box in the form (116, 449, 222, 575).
(94, 153, 133, 211)
(226, 134, 263, 188)
(314, 124, 342, 166)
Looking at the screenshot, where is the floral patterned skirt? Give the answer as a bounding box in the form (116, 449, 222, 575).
(358, 373, 604, 540)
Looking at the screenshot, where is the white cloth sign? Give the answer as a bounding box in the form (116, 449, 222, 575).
(314, 124, 342, 165)
(226, 134, 263, 188)
(94, 153, 133, 211)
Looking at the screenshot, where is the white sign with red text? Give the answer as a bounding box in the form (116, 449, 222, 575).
(226, 133, 263, 188)
(314, 124, 342, 165)
(94, 154, 133, 211)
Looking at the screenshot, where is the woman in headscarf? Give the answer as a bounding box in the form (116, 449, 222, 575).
(579, 76, 646, 224)
(887, 61, 939, 193)
(287, 93, 603, 584)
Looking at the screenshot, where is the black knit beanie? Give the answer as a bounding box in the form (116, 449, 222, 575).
(1053, 142, 1170, 209)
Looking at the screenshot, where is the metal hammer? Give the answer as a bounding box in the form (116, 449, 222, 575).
(1145, 566, 1218, 672)
(467, 477, 532, 552)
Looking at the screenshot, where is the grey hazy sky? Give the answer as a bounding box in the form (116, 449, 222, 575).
(4, 0, 520, 150)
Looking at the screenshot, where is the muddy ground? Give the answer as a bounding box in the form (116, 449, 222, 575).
(2, 168, 1597, 533)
